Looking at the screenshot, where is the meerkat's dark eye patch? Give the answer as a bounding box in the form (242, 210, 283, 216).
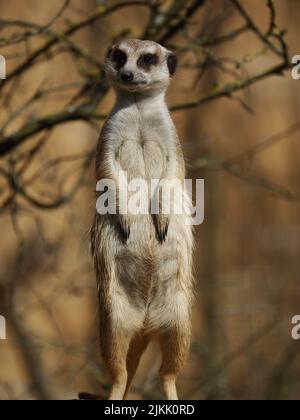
(138, 53, 158, 69)
(112, 49, 127, 69)
(143, 54, 156, 65)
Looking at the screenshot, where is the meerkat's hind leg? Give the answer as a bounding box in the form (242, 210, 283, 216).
(158, 325, 191, 400)
(106, 337, 130, 400)
(124, 334, 150, 399)
(100, 317, 132, 400)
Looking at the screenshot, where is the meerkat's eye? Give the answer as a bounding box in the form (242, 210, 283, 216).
(112, 49, 127, 69)
(142, 54, 155, 65)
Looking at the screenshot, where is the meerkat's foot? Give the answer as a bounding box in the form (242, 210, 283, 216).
(78, 392, 106, 400)
(160, 375, 179, 400)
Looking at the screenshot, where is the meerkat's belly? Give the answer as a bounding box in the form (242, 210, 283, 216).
(113, 218, 192, 293)
(112, 228, 192, 330)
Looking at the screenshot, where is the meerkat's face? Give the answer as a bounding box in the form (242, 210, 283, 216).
(105, 39, 177, 94)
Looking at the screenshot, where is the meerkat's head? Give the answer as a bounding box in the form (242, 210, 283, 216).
(105, 39, 177, 94)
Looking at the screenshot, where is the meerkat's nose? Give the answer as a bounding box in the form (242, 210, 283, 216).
(121, 71, 134, 83)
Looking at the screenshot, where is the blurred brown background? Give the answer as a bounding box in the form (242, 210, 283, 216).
(0, 0, 299, 400)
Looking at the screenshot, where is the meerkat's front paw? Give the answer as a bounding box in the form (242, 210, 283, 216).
(119, 224, 130, 242)
(153, 215, 169, 244)
(118, 216, 131, 243)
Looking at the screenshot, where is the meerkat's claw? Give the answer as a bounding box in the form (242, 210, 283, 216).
(119, 223, 130, 242)
(156, 223, 169, 244)
(153, 214, 169, 244)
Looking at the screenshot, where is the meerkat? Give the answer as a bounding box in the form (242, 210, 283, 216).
(90, 39, 194, 401)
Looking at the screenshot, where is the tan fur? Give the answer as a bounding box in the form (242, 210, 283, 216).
(91, 39, 194, 400)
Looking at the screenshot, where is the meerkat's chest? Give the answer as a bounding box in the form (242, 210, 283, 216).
(110, 107, 173, 179)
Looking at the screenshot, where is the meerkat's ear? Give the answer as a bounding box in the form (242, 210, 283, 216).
(167, 52, 178, 76)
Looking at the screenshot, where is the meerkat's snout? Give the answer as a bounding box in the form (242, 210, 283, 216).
(105, 39, 178, 93)
(120, 70, 134, 83)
